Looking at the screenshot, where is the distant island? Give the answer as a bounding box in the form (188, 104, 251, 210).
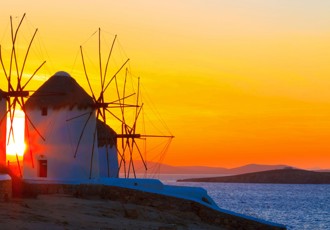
(133, 161, 330, 175)
(178, 168, 330, 184)
(133, 161, 293, 174)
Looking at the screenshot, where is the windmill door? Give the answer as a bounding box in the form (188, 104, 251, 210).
(38, 160, 47, 177)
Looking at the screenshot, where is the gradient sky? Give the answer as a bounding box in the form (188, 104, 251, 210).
(1, 0, 330, 169)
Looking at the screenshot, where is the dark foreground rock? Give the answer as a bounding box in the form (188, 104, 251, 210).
(18, 182, 286, 230)
(178, 168, 330, 184)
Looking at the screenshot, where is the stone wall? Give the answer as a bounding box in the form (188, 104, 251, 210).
(0, 177, 12, 202)
(22, 182, 286, 230)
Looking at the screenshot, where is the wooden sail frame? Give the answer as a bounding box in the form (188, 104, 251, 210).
(76, 28, 174, 178)
(0, 14, 46, 176)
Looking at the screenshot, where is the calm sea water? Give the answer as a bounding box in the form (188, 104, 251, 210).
(156, 174, 330, 230)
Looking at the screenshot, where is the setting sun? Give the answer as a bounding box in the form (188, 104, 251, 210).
(6, 109, 26, 157)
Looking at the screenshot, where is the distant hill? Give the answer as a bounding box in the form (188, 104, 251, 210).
(315, 169, 330, 173)
(178, 168, 330, 184)
(222, 164, 291, 175)
(132, 161, 290, 175)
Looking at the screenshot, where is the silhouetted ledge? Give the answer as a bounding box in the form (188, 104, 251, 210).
(178, 168, 330, 184)
(17, 182, 286, 230)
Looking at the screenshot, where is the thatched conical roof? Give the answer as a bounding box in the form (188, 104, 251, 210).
(25, 71, 94, 110)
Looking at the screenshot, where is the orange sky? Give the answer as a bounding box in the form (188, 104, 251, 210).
(1, 1, 330, 169)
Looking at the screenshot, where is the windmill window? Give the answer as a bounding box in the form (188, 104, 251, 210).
(41, 107, 48, 116)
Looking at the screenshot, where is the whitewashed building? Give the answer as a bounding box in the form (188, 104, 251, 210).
(97, 120, 118, 178)
(23, 71, 118, 181)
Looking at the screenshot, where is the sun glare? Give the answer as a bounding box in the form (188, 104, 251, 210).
(6, 109, 26, 157)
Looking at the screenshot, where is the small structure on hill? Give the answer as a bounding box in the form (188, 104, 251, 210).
(23, 71, 118, 181)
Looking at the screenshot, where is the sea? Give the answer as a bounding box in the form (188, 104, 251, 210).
(151, 174, 330, 230)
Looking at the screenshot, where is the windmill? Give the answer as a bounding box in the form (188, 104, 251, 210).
(0, 14, 174, 180)
(74, 28, 174, 178)
(0, 14, 46, 176)
(116, 76, 175, 178)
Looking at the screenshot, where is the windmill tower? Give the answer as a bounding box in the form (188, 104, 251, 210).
(97, 119, 118, 177)
(23, 71, 120, 180)
(23, 71, 102, 181)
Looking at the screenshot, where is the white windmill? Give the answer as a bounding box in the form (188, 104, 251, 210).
(1, 14, 174, 181)
(23, 71, 103, 181)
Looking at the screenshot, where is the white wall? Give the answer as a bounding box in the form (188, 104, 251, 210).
(23, 107, 100, 181)
(98, 145, 118, 178)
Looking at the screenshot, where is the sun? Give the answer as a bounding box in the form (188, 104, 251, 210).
(6, 109, 26, 157)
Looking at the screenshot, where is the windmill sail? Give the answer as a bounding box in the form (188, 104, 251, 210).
(0, 14, 46, 176)
(75, 29, 174, 178)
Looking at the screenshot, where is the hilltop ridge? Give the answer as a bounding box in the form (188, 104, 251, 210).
(178, 168, 330, 184)
(133, 161, 291, 175)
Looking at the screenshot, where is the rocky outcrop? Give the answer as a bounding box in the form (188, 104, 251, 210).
(22, 182, 286, 230)
(0, 174, 11, 201)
